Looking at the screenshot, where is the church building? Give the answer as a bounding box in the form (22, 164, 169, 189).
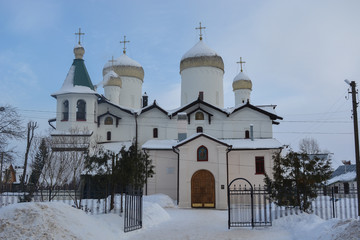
(49, 27, 283, 210)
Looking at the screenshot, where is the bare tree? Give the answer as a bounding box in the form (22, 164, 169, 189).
(299, 137, 320, 154)
(0, 105, 24, 190)
(20, 121, 38, 189)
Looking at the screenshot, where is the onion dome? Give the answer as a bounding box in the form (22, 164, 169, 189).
(232, 71, 252, 91)
(180, 40, 224, 73)
(103, 54, 144, 81)
(103, 70, 122, 87)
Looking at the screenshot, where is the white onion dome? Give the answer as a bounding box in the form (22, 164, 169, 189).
(103, 70, 122, 87)
(103, 54, 144, 81)
(180, 40, 224, 73)
(232, 71, 252, 91)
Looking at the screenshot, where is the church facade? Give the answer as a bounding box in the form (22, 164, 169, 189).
(50, 31, 283, 209)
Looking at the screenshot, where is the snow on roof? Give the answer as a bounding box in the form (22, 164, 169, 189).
(142, 139, 178, 150)
(103, 54, 142, 68)
(99, 141, 133, 153)
(327, 171, 357, 185)
(223, 138, 283, 149)
(52, 65, 97, 96)
(181, 40, 219, 60)
(331, 164, 356, 178)
(102, 70, 119, 85)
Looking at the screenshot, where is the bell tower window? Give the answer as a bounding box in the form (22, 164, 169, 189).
(76, 100, 86, 121)
(62, 100, 69, 121)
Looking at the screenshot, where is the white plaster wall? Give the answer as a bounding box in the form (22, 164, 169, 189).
(96, 104, 135, 143)
(228, 149, 279, 186)
(234, 89, 251, 106)
(104, 86, 121, 105)
(146, 150, 178, 200)
(119, 76, 142, 109)
(181, 67, 224, 108)
(56, 93, 98, 134)
(177, 137, 228, 209)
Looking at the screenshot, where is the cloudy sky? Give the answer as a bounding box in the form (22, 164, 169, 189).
(1, 0, 360, 167)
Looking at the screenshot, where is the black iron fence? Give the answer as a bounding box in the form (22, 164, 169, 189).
(0, 184, 143, 232)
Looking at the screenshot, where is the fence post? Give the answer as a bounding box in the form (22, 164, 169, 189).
(331, 187, 335, 218)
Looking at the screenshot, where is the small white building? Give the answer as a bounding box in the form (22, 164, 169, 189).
(49, 32, 283, 209)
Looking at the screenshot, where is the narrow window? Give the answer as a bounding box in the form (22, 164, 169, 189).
(107, 131, 111, 141)
(196, 126, 203, 133)
(195, 112, 204, 120)
(62, 100, 69, 121)
(255, 156, 265, 174)
(76, 100, 86, 121)
(105, 117, 113, 125)
(197, 145, 208, 161)
(334, 186, 339, 194)
(245, 130, 250, 139)
(344, 182, 349, 194)
(153, 128, 158, 138)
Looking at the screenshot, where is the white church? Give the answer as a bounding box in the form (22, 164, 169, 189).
(50, 28, 283, 210)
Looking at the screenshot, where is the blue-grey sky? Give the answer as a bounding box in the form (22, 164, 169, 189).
(1, 0, 360, 167)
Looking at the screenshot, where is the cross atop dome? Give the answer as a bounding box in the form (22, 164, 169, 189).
(195, 22, 206, 41)
(120, 35, 130, 54)
(237, 57, 246, 72)
(75, 28, 85, 45)
(108, 56, 116, 69)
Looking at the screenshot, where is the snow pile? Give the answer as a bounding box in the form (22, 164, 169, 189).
(144, 194, 176, 208)
(103, 54, 142, 68)
(273, 213, 360, 240)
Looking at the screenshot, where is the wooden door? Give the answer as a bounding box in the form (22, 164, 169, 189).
(191, 170, 215, 208)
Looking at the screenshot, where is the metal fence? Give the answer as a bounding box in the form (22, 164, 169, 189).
(0, 184, 143, 232)
(271, 184, 358, 220)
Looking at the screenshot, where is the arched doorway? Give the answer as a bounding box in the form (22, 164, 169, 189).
(191, 170, 215, 208)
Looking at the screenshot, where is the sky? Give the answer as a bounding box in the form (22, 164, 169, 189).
(1, 0, 360, 168)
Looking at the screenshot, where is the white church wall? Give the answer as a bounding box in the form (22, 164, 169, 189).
(104, 85, 120, 105)
(181, 67, 224, 108)
(56, 93, 98, 133)
(228, 149, 278, 186)
(119, 77, 142, 109)
(96, 104, 135, 143)
(177, 137, 228, 209)
(146, 150, 178, 200)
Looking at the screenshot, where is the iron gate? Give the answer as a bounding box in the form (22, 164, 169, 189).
(124, 187, 143, 232)
(228, 178, 272, 228)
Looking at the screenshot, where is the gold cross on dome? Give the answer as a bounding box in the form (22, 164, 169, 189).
(120, 35, 130, 54)
(108, 56, 116, 69)
(237, 57, 246, 72)
(75, 28, 85, 45)
(195, 22, 206, 40)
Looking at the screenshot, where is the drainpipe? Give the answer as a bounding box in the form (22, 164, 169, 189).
(172, 146, 180, 205)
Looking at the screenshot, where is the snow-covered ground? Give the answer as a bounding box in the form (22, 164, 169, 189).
(0, 194, 359, 240)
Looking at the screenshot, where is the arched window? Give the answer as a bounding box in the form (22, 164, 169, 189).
(245, 130, 250, 139)
(195, 112, 204, 120)
(76, 100, 86, 121)
(105, 117, 113, 125)
(197, 146, 208, 161)
(196, 127, 203, 133)
(107, 131, 111, 141)
(153, 128, 158, 138)
(62, 100, 69, 121)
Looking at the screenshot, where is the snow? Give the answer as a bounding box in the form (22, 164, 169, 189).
(52, 65, 97, 96)
(233, 71, 251, 81)
(142, 139, 178, 150)
(327, 171, 357, 185)
(181, 40, 220, 60)
(103, 54, 142, 68)
(0, 194, 359, 240)
(103, 70, 119, 85)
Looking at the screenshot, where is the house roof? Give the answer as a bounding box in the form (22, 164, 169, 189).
(175, 133, 231, 148)
(138, 100, 169, 117)
(331, 164, 356, 178)
(97, 95, 134, 115)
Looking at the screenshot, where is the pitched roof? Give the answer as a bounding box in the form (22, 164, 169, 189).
(72, 59, 95, 90)
(331, 164, 356, 178)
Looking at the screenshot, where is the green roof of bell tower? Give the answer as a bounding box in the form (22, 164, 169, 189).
(72, 58, 95, 90)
